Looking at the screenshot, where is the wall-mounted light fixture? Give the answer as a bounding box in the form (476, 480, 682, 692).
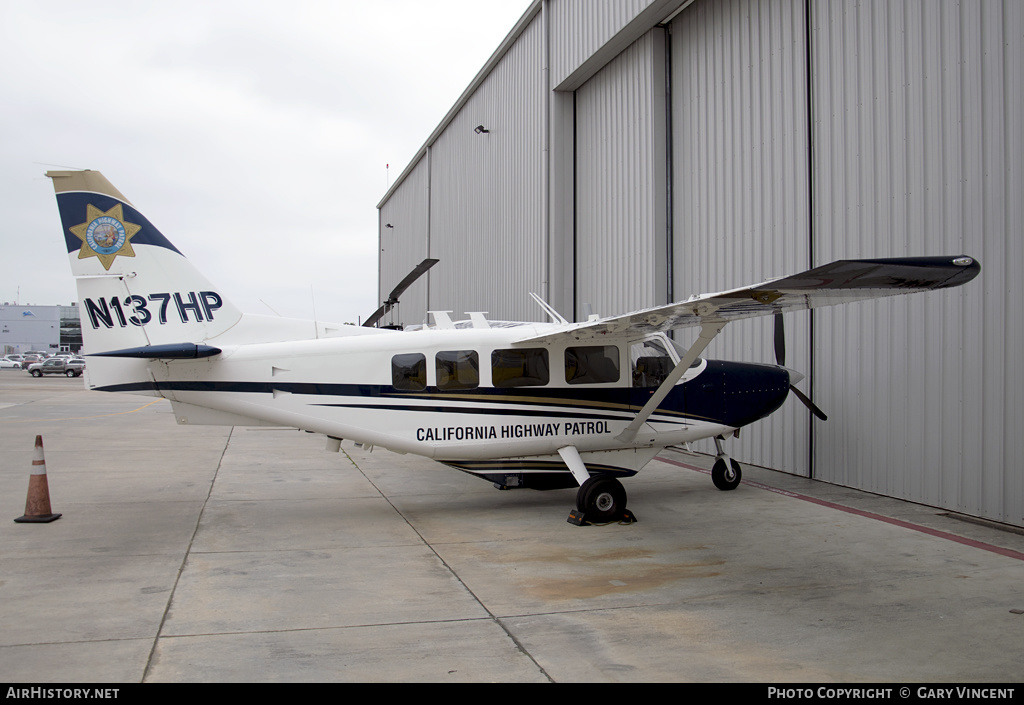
(474, 125, 489, 134)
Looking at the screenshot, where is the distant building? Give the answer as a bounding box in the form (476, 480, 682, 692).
(59, 304, 83, 353)
(0, 303, 81, 354)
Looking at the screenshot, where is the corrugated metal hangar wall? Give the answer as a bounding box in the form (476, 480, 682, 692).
(377, 0, 1023, 528)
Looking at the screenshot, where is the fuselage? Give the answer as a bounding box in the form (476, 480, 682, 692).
(86, 321, 793, 483)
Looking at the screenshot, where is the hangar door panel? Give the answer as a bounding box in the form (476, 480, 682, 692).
(810, 0, 1023, 526)
(575, 30, 667, 323)
(671, 0, 812, 476)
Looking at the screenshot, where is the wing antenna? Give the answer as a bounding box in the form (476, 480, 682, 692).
(528, 292, 568, 325)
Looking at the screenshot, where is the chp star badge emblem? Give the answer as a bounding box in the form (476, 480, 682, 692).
(69, 204, 141, 271)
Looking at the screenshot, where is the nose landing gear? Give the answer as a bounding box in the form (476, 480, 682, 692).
(711, 435, 742, 491)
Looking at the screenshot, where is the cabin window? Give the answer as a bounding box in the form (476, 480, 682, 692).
(630, 339, 674, 387)
(436, 350, 479, 390)
(392, 353, 426, 391)
(565, 345, 620, 385)
(491, 348, 549, 387)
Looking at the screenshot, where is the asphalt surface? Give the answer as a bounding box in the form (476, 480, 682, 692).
(1, 371, 1022, 683)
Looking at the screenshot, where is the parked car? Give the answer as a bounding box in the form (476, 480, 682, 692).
(0, 356, 22, 368)
(27, 357, 86, 377)
(20, 354, 45, 369)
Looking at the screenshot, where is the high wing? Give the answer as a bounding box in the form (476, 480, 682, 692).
(515, 256, 980, 345)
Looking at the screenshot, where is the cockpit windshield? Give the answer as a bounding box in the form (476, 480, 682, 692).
(630, 334, 702, 387)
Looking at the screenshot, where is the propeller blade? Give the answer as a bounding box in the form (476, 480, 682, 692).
(789, 384, 828, 421)
(364, 258, 439, 327)
(775, 313, 825, 419)
(774, 312, 786, 367)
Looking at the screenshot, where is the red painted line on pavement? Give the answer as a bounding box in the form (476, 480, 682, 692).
(656, 455, 1024, 562)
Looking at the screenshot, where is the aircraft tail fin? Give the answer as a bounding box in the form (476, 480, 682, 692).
(48, 170, 243, 354)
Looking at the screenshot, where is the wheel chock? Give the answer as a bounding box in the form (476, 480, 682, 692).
(566, 508, 637, 526)
(14, 436, 61, 524)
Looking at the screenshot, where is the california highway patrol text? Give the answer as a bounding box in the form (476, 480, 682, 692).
(417, 421, 611, 442)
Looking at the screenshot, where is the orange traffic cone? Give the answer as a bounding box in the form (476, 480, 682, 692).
(14, 435, 61, 523)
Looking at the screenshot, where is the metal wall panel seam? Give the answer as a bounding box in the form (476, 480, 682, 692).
(805, 0, 817, 477)
(542, 0, 551, 302)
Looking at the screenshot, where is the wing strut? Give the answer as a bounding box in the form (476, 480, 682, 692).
(557, 445, 592, 486)
(616, 321, 727, 443)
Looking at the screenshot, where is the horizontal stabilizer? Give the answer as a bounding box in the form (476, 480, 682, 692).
(88, 343, 222, 359)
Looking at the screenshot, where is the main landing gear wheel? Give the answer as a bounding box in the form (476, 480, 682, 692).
(574, 476, 630, 524)
(712, 457, 742, 491)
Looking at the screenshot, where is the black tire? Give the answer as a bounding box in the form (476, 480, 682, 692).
(576, 476, 627, 522)
(65, 369, 77, 377)
(712, 457, 742, 491)
(30, 369, 42, 377)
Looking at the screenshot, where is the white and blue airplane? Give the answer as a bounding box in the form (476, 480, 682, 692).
(48, 169, 980, 524)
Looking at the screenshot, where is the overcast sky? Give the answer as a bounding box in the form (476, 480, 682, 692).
(1, 0, 532, 324)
